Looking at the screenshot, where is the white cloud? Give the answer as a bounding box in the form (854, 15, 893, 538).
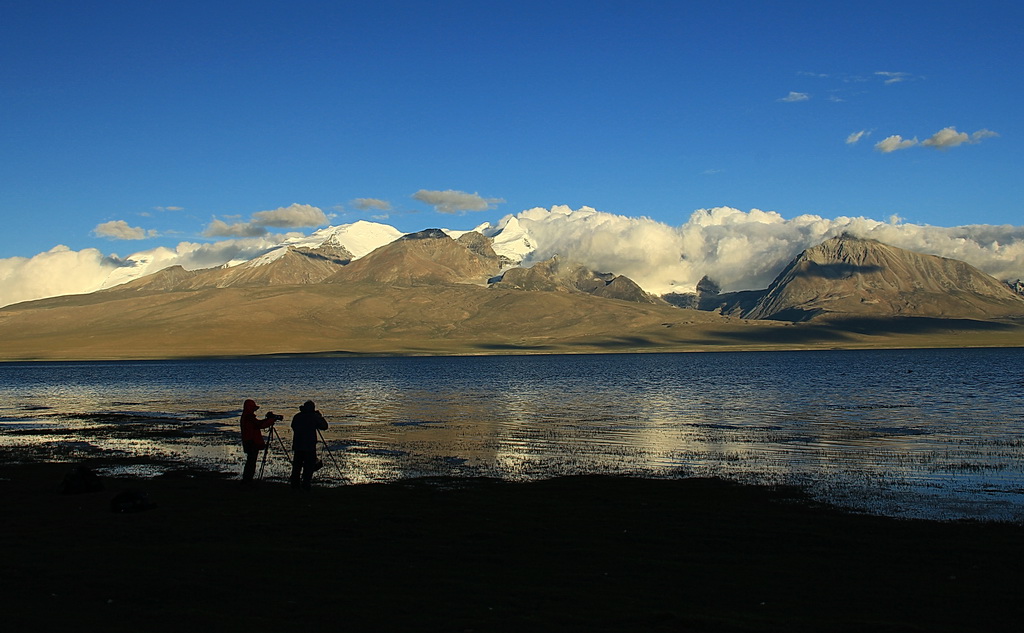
(922, 127, 969, 149)
(846, 130, 869, 145)
(875, 71, 911, 84)
(154, 206, 184, 212)
(203, 219, 269, 238)
(971, 129, 999, 142)
(875, 135, 919, 153)
(871, 127, 998, 153)
(922, 126, 999, 150)
(203, 203, 328, 237)
(0, 246, 124, 307)
(352, 198, 392, 211)
(412, 189, 505, 214)
(0, 236, 285, 307)
(778, 91, 810, 102)
(504, 206, 834, 294)
(93, 220, 158, 240)
(250, 203, 328, 228)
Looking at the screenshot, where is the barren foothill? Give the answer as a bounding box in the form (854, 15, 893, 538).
(1, 282, 1023, 361)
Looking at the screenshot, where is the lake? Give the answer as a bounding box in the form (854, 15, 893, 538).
(1, 348, 1022, 521)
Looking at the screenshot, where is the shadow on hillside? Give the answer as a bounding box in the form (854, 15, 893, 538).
(476, 337, 668, 352)
(691, 326, 853, 346)
(474, 343, 558, 352)
(450, 316, 1021, 355)
(822, 316, 1018, 335)
(566, 336, 664, 349)
(795, 262, 885, 280)
(699, 316, 1018, 347)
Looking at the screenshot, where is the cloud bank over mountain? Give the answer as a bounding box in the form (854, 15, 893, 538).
(2, 206, 1023, 308)
(0, 237, 285, 307)
(483, 206, 1024, 296)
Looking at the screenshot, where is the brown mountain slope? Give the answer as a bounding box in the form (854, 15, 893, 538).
(746, 234, 1024, 321)
(325, 229, 501, 286)
(106, 265, 205, 293)
(3, 278, 1023, 360)
(106, 245, 350, 293)
(0, 281, 739, 360)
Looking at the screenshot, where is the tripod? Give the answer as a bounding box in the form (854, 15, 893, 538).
(317, 428, 345, 480)
(257, 425, 291, 481)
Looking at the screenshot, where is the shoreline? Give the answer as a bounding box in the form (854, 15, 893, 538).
(3, 460, 1023, 632)
(2, 338, 1023, 363)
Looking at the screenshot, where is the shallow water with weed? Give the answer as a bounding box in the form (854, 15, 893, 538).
(2, 348, 1023, 520)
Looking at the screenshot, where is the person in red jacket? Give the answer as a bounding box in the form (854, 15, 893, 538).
(239, 399, 281, 485)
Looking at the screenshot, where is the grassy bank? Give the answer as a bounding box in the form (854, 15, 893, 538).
(2, 461, 1021, 632)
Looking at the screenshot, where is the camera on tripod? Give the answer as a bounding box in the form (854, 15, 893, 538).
(266, 412, 285, 422)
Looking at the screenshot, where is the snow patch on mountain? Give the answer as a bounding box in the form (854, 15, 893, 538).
(246, 220, 404, 268)
(99, 253, 162, 288)
(473, 214, 537, 267)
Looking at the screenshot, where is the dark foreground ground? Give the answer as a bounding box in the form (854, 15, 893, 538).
(2, 461, 1022, 633)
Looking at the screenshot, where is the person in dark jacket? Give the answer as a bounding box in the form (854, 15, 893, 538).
(290, 400, 329, 490)
(239, 399, 280, 485)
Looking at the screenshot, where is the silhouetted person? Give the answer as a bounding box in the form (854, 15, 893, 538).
(291, 400, 328, 490)
(239, 399, 279, 485)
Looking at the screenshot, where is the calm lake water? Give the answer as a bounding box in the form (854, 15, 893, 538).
(2, 348, 1023, 521)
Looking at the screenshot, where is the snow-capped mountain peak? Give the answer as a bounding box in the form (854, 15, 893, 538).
(246, 220, 405, 268)
(487, 215, 535, 266)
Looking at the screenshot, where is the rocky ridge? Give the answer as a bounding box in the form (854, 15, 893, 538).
(491, 256, 659, 304)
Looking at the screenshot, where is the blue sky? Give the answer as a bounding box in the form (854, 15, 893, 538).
(2, 0, 1021, 261)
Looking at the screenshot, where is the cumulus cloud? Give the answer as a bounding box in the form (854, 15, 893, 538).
(251, 203, 328, 228)
(203, 219, 270, 238)
(0, 246, 125, 307)
(922, 127, 970, 149)
(479, 206, 1024, 297)
(846, 130, 869, 145)
(873, 127, 998, 153)
(499, 206, 827, 294)
(922, 127, 999, 150)
(93, 220, 158, 240)
(412, 189, 505, 213)
(203, 203, 328, 237)
(971, 129, 999, 142)
(0, 236, 285, 307)
(154, 206, 184, 212)
(778, 91, 810, 102)
(352, 198, 392, 212)
(875, 135, 918, 153)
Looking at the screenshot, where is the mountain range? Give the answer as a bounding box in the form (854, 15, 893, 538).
(1, 225, 1022, 360)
